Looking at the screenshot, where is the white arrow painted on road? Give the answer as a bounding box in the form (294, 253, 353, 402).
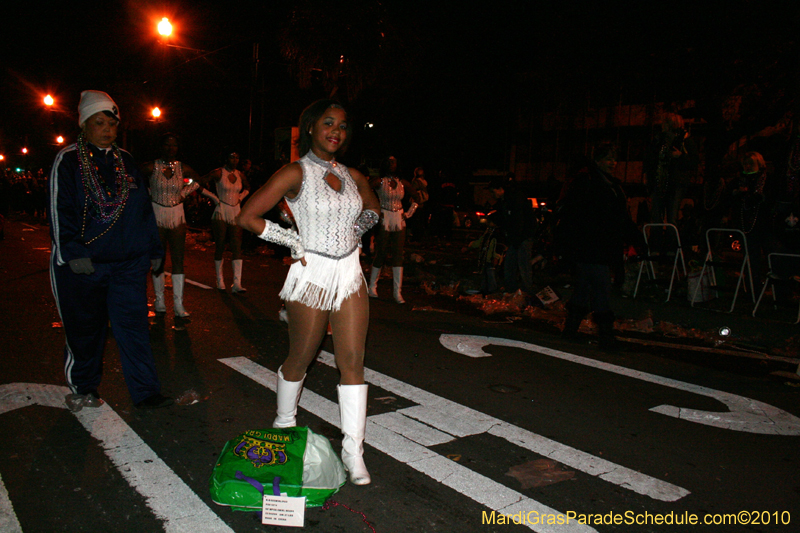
(0, 383, 233, 533)
(440, 335, 800, 436)
(220, 355, 601, 532)
(221, 354, 695, 532)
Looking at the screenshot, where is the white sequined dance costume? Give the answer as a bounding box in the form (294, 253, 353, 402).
(376, 177, 406, 231)
(280, 152, 364, 311)
(213, 168, 245, 224)
(149, 161, 199, 228)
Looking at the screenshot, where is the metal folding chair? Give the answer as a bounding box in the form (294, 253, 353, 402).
(692, 228, 755, 312)
(752, 252, 800, 324)
(633, 223, 687, 302)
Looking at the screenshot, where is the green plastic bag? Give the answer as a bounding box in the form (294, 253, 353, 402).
(210, 427, 346, 509)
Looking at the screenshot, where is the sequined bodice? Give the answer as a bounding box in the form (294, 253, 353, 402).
(376, 177, 404, 212)
(149, 160, 186, 207)
(288, 153, 363, 259)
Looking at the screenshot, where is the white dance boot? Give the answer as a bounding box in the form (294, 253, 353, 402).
(152, 272, 166, 313)
(232, 259, 246, 293)
(273, 366, 306, 428)
(215, 259, 226, 290)
(337, 384, 371, 485)
(172, 274, 190, 317)
(392, 266, 405, 304)
(368, 267, 380, 298)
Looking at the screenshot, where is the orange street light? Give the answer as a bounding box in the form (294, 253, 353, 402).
(44, 94, 54, 106)
(22, 147, 28, 154)
(158, 17, 172, 37)
(151, 107, 162, 119)
(56, 136, 64, 144)
(0, 155, 4, 161)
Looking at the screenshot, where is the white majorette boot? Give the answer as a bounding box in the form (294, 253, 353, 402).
(172, 274, 190, 317)
(337, 384, 371, 485)
(152, 272, 167, 313)
(273, 366, 306, 428)
(232, 259, 246, 293)
(368, 267, 380, 298)
(214, 259, 226, 290)
(392, 266, 405, 304)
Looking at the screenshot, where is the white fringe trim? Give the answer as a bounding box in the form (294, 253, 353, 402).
(152, 203, 186, 229)
(279, 248, 364, 311)
(212, 203, 240, 224)
(382, 210, 405, 231)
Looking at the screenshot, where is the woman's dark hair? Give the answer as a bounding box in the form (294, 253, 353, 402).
(380, 156, 398, 177)
(220, 147, 241, 164)
(160, 132, 179, 145)
(592, 141, 618, 163)
(155, 132, 179, 157)
(297, 99, 351, 156)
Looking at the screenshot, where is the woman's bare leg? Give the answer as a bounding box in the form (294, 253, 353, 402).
(211, 218, 228, 260)
(282, 300, 330, 381)
(167, 224, 187, 274)
(329, 283, 369, 384)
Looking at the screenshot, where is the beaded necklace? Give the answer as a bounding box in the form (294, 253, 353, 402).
(77, 132, 130, 244)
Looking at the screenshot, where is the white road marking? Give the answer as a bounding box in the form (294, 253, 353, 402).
(0, 473, 22, 533)
(441, 334, 800, 436)
(318, 351, 688, 502)
(220, 356, 598, 532)
(0, 383, 233, 533)
(220, 354, 693, 531)
(162, 272, 213, 290)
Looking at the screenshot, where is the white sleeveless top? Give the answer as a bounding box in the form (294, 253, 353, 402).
(150, 160, 187, 207)
(149, 160, 198, 228)
(288, 152, 363, 259)
(216, 168, 244, 205)
(212, 168, 244, 224)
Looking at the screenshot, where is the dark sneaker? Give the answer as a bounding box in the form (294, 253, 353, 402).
(135, 394, 174, 410)
(65, 391, 103, 412)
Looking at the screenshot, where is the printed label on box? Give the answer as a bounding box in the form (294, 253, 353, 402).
(262, 495, 305, 527)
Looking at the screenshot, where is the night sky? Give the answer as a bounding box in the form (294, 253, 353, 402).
(3, 0, 798, 177)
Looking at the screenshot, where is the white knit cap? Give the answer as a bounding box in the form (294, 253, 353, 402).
(78, 90, 120, 126)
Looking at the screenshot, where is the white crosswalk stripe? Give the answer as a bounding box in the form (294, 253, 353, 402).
(220, 353, 692, 532)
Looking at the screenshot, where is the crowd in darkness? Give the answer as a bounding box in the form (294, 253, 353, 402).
(0, 169, 49, 223)
(4, 112, 800, 304)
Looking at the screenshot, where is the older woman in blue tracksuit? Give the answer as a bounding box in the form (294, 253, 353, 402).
(48, 90, 172, 411)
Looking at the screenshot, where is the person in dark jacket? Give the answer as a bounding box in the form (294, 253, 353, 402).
(48, 90, 172, 411)
(731, 151, 775, 287)
(489, 173, 536, 295)
(644, 113, 700, 226)
(557, 143, 640, 349)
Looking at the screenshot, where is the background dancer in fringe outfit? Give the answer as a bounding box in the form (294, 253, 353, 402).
(48, 90, 172, 411)
(367, 156, 418, 303)
(201, 150, 251, 293)
(141, 133, 202, 317)
(237, 99, 380, 485)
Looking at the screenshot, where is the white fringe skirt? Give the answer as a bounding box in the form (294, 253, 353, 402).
(152, 203, 186, 229)
(279, 248, 364, 311)
(212, 203, 240, 225)
(382, 210, 405, 231)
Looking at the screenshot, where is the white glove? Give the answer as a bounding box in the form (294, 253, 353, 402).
(354, 209, 379, 239)
(257, 219, 305, 260)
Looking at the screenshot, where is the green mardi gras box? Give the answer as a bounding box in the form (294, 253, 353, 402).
(210, 426, 346, 510)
